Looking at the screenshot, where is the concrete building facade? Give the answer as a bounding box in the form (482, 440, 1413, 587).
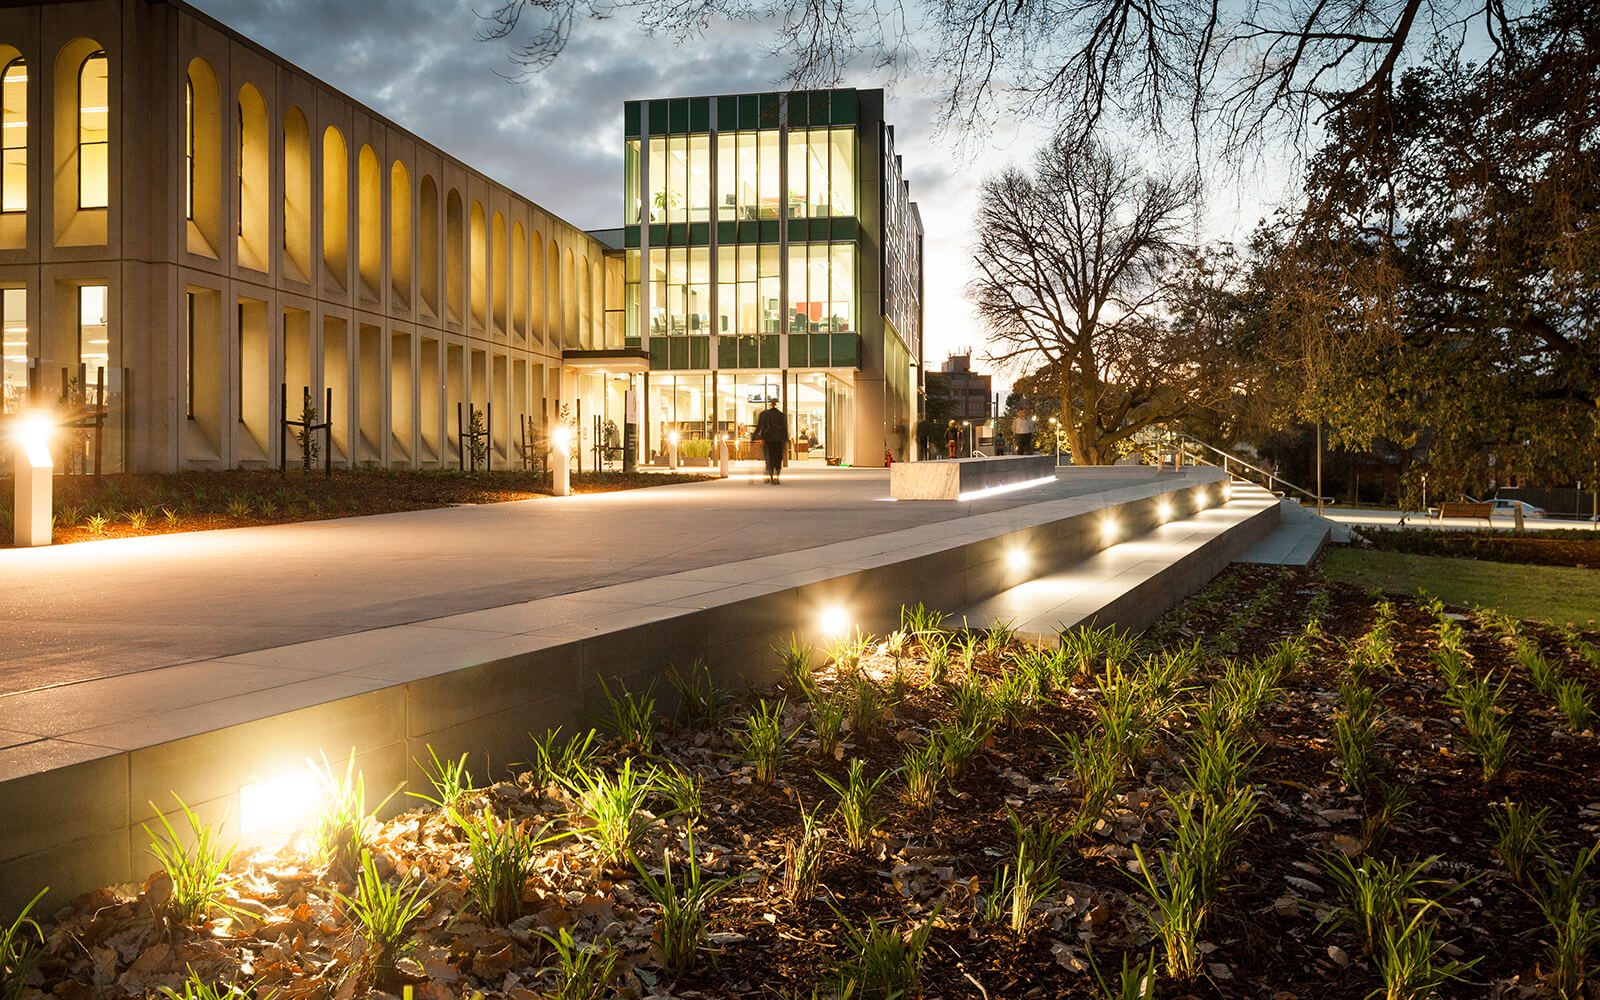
(0, 0, 610, 473)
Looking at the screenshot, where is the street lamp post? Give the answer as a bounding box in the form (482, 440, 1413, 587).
(1049, 417, 1059, 466)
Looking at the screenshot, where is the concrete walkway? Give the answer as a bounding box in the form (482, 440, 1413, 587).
(0, 465, 1172, 697)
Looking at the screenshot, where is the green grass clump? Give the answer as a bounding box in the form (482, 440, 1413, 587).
(632, 837, 740, 975)
(596, 677, 656, 753)
(1555, 678, 1595, 733)
(536, 927, 619, 1000)
(563, 758, 657, 870)
(782, 799, 828, 901)
(1488, 800, 1552, 886)
(732, 698, 795, 784)
(338, 851, 433, 980)
(898, 737, 942, 813)
(1443, 671, 1515, 783)
(409, 745, 474, 813)
(529, 727, 601, 791)
(818, 759, 889, 851)
(453, 809, 560, 925)
(982, 811, 1069, 934)
(667, 660, 724, 729)
(1, 888, 48, 1000)
(832, 911, 938, 1000)
(310, 751, 395, 878)
(144, 794, 237, 927)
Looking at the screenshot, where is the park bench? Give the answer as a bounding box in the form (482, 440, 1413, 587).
(1437, 501, 1493, 521)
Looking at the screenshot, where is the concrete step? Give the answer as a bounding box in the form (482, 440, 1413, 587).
(957, 483, 1281, 642)
(1236, 498, 1336, 566)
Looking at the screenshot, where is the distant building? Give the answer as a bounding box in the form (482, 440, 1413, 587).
(927, 353, 990, 422)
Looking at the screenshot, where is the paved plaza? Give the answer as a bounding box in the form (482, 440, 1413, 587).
(0, 465, 1173, 700)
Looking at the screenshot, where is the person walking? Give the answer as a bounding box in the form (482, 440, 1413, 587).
(1013, 409, 1036, 455)
(753, 399, 789, 484)
(945, 420, 960, 459)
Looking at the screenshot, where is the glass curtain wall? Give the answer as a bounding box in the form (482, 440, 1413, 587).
(786, 129, 856, 219)
(715, 372, 782, 459)
(643, 372, 710, 463)
(624, 139, 641, 224)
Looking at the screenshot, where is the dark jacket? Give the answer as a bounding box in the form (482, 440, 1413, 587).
(753, 407, 789, 443)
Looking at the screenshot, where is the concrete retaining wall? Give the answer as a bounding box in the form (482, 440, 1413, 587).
(0, 470, 1228, 911)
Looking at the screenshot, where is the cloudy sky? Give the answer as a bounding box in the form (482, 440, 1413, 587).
(191, 0, 1286, 388)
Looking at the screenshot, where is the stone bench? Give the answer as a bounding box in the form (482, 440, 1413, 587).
(890, 454, 1056, 500)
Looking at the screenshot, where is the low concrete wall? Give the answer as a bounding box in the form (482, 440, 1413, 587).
(890, 455, 1056, 500)
(0, 469, 1225, 912)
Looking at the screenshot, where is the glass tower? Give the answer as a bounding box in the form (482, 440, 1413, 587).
(616, 89, 923, 468)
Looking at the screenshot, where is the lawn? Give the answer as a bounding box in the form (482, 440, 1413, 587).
(1325, 547, 1600, 625)
(10, 567, 1600, 998)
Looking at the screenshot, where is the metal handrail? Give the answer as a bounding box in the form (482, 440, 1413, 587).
(1172, 434, 1331, 507)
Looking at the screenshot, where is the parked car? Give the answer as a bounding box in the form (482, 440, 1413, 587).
(1489, 498, 1546, 517)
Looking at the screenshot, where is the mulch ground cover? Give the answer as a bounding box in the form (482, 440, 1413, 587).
(12, 564, 1600, 999)
(0, 470, 713, 546)
(1361, 525, 1600, 568)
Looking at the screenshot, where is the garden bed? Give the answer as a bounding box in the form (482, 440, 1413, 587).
(7, 565, 1599, 999)
(0, 469, 714, 547)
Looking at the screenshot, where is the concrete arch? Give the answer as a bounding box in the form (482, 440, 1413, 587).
(54, 37, 108, 245)
(281, 105, 311, 280)
(445, 188, 463, 323)
(469, 200, 486, 328)
(491, 211, 506, 332)
(418, 174, 438, 314)
(390, 160, 412, 305)
(236, 82, 268, 272)
(321, 125, 348, 288)
(563, 247, 575, 348)
(511, 222, 527, 337)
(184, 57, 221, 257)
(356, 143, 381, 296)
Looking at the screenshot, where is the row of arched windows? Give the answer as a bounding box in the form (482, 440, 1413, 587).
(183, 55, 599, 348)
(0, 44, 109, 218)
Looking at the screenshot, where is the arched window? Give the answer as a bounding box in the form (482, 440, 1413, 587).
(491, 211, 506, 332)
(418, 175, 439, 314)
(391, 161, 412, 306)
(2, 58, 26, 214)
(77, 51, 107, 209)
(281, 106, 311, 280)
(184, 57, 220, 257)
(322, 126, 348, 287)
(356, 144, 381, 295)
(469, 200, 486, 327)
(236, 84, 268, 272)
(445, 188, 463, 323)
(183, 77, 192, 219)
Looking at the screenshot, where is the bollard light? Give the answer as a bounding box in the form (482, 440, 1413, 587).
(551, 424, 573, 496)
(668, 430, 680, 470)
(13, 410, 54, 547)
(717, 432, 730, 479)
